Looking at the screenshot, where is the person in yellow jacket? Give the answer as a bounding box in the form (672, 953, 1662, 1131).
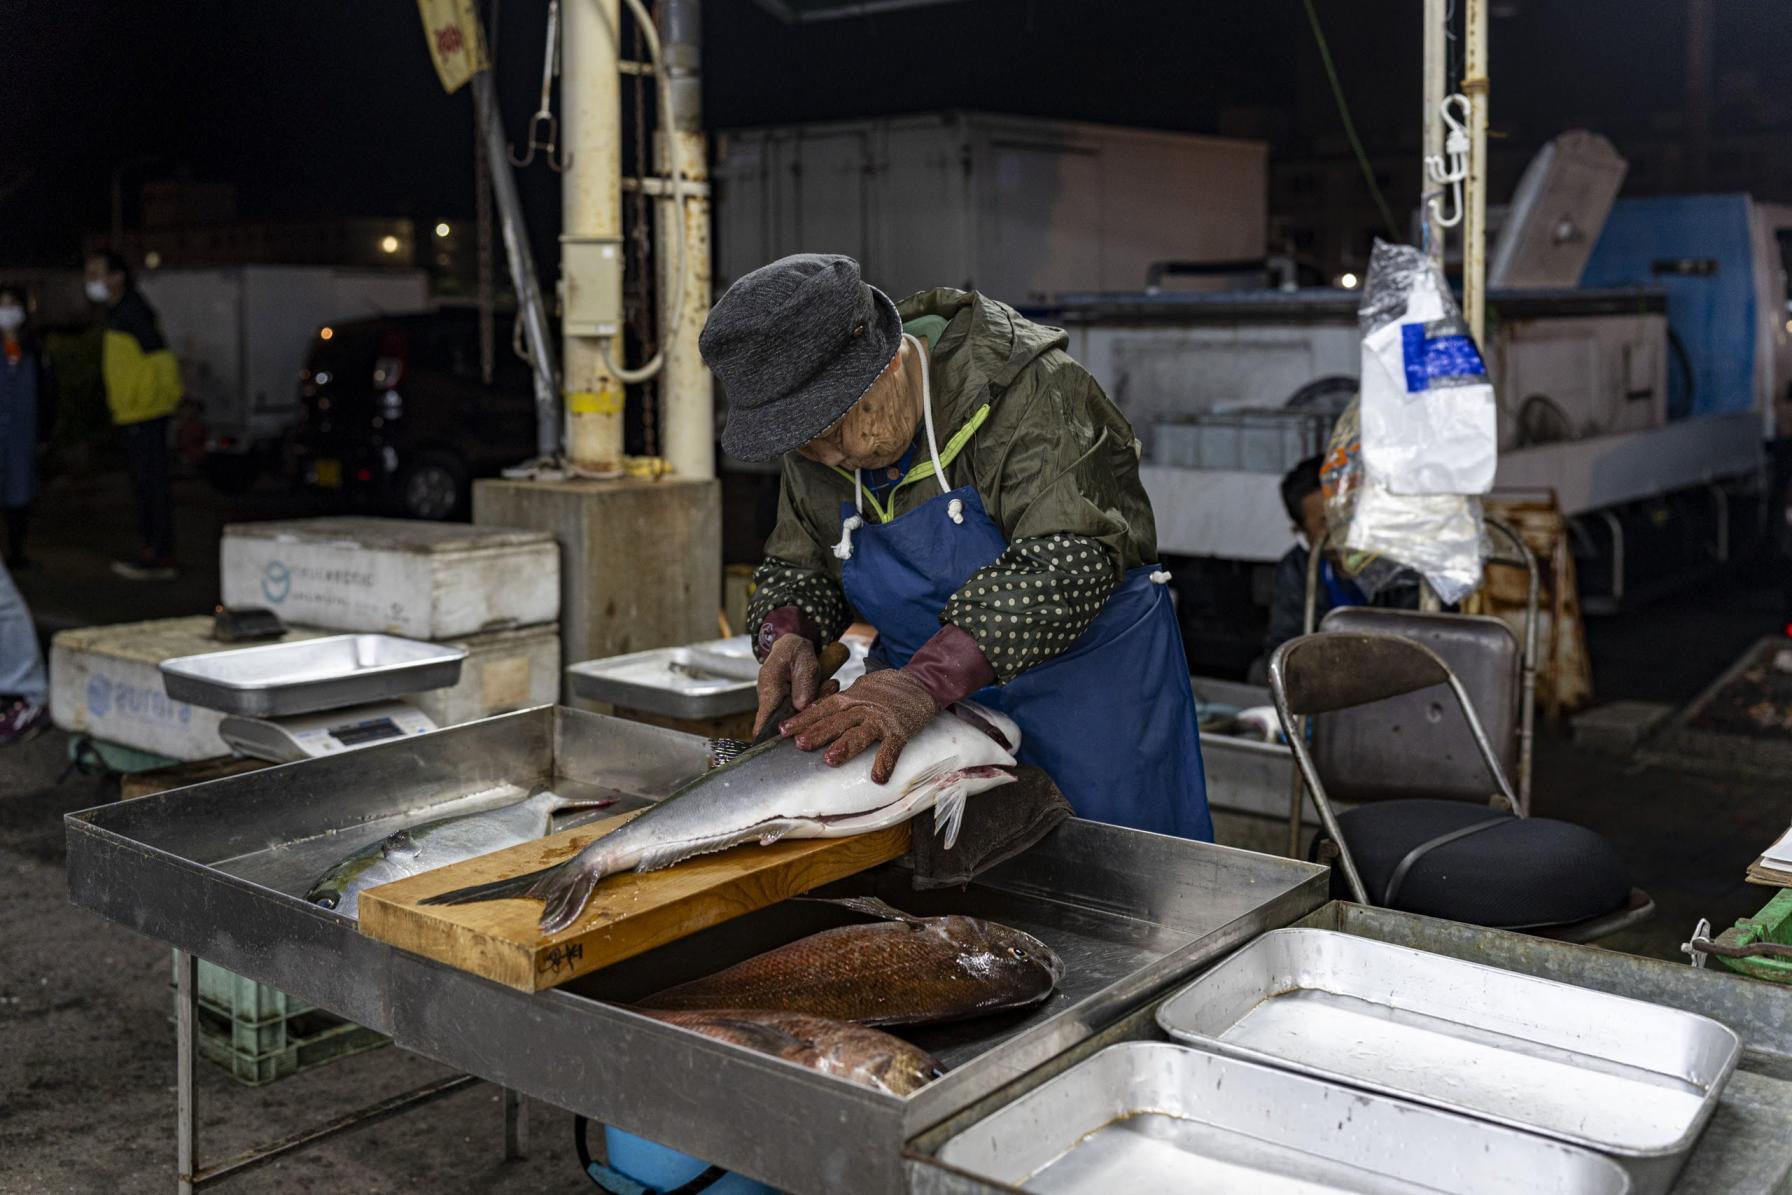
(85, 251, 182, 580)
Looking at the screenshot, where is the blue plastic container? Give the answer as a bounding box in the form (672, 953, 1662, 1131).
(602, 1126, 776, 1195)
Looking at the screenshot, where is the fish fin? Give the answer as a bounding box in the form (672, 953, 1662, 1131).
(420, 859, 567, 908)
(542, 790, 620, 816)
(800, 895, 930, 926)
(705, 737, 753, 769)
(931, 766, 1015, 851)
(898, 755, 959, 799)
(547, 799, 619, 819)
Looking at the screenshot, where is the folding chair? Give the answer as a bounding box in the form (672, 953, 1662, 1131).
(1269, 631, 1652, 942)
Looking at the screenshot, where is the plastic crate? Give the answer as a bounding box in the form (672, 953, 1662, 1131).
(191, 1003, 387, 1086)
(170, 953, 387, 1086)
(1151, 409, 1334, 473)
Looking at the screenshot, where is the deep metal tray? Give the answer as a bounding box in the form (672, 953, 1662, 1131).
(160, 634, 467, 717)
(566, 635, 869, 720)
(63, 706, 1327, 1195)
(933, 1041, 1632, 1194)
(1157, 928, 1741, 1195)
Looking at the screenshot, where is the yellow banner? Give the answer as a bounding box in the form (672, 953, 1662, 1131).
(417, 0, 488, 93)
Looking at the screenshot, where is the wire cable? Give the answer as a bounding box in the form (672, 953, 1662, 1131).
(1302, 0, 1401, 241)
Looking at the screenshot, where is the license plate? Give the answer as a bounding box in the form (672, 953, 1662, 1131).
(313, 458, 342, 489)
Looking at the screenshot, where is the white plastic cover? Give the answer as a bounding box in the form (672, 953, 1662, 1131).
(1319, 241, 1492, 605)
(1358, 240, 1498, 495)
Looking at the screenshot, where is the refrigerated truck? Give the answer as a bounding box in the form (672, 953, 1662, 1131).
(138, 265, 429, 491)
(1043, 193, 1792, 623)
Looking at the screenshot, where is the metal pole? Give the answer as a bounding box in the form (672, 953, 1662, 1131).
(504, 1087, 529, 1159)
(562, 0, 627, 473)
(1463, 0, 1489, 345)
(658, 0, 714, 481)
(176, 950, 197, 1195)
(1684, 0, 1714, 192)
(1422, 0, 1447, 269)
(472, 70, 563, 463)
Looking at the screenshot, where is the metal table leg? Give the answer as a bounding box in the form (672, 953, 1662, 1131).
(176, 950, 197, 1195)
(171, 949, 485, 1190)
(504, 1087, 529, 1160)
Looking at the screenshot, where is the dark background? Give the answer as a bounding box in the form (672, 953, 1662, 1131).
(4, 0, 1790, 266)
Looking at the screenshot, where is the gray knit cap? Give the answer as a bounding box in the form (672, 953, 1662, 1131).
(701, 253, 903, 462)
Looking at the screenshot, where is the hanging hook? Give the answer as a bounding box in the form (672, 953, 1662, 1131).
(510, 0, 568, 172)
(1425, 93, 1471, 229)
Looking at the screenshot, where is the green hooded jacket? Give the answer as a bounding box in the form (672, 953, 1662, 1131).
(747, 287, 1159, 683)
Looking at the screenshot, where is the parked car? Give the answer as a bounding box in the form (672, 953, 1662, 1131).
(292, 309, 538, 519)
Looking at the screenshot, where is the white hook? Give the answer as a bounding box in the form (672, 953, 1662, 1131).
(1425, 93, 1471, 229)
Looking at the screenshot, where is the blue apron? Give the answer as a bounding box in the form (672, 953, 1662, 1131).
(836, 479, 1212, 842)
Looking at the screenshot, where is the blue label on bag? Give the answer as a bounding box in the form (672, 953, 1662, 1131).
(1401, 324, 1486, 392)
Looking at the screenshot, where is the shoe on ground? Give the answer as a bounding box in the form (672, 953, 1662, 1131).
(111, 556, 179, 581)
(0, 698, 49, 747)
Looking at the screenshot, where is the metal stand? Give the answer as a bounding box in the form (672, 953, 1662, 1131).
(173, 949, 517, 1191)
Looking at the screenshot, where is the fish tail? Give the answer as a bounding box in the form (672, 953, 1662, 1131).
(420, 860, 569, 908)
(536, 866, 601, 935)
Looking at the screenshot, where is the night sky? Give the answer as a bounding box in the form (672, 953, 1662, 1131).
(4, 0, 1790, 265)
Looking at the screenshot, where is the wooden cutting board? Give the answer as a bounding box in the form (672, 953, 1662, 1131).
(356, 811, 911, 992)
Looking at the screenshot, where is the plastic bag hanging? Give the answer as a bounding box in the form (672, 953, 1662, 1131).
(1357, 239, 1498, 496)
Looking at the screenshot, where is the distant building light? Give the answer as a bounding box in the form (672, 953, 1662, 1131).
(144, 250, 163, 269)
(380, 235, 401, 254)
(319, 326, 334, 341)
(1338, 272, 1360, 289)
(435, 222, 452, 238)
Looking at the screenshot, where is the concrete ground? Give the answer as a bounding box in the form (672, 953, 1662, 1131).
(2, 468, 1788, 1190)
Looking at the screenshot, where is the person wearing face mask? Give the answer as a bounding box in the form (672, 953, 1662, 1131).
(702, 254, 1211, 841)
(85, 250, 182, 581)
(0, 285, 41, 570)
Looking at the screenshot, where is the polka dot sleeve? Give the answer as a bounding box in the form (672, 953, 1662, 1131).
(940, 533, 1119, 683)
(746, 557, 852, 644)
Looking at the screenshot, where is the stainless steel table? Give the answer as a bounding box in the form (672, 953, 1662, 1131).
(65, 706, 1328, 1194)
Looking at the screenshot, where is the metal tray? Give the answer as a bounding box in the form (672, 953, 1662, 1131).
(933, 1041, 1632, 1194)
(567, 635, 868, 720)
(160, 634, 468, 718)
(1157, 928, 1741, 1195)
(63, 706, 1327, 1195)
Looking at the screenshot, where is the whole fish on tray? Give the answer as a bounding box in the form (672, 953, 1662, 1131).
(423, 702, 1022, 934)
(641, 1008, 943, 1097)
(307, 790, 614, 919)
(640, 897, 1063, 1025)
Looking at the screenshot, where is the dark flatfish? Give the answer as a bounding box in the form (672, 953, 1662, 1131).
(638, 897, 1064, 1026)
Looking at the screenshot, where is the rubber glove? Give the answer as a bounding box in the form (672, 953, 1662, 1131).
(781, 624, 995, 783)
(757, 633, 833, 739)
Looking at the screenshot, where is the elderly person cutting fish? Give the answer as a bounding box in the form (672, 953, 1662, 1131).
(700, 254, 1212, 842)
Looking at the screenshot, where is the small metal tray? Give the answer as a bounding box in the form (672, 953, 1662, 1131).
(160, 634, 468, 718)
(935, 1041, 1632, 1194)
(567, 635, 867, 720)
(1157, 928, 1740, 1195)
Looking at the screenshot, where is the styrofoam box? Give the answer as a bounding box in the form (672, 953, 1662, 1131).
(220, 517, 559, 640)
(50, 618, 329, 761)
(409, 623, 560, 728)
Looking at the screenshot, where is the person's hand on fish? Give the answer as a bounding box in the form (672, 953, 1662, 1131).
(780, 666, 939, 783)
(753, 632, 839, 738)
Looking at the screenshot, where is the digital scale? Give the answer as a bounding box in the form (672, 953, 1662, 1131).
(160, 633, 468, 764)
(217, 700, 439, 762)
